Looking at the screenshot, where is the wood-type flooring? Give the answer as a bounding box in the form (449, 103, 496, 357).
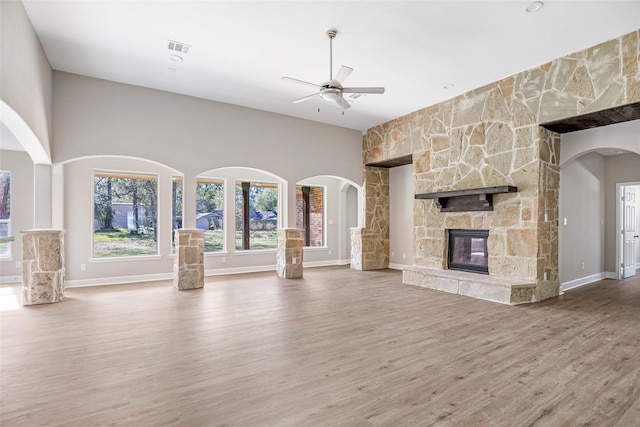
(1, 266, 639, 426)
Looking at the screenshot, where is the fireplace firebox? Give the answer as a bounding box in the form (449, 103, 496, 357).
(448, 229, 489, 274)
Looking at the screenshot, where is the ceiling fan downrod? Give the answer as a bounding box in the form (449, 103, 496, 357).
(327, 29, 337, 82)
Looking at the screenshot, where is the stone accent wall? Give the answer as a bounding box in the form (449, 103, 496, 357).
(173, 229, 204, 290)
(350, 166, 389, 270)
(277, 228, 303, 278)
(21, 230, 65, 306)
(359, 30, 640, 302)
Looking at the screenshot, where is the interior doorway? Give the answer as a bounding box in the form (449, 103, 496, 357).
(617, 182, 640, 279)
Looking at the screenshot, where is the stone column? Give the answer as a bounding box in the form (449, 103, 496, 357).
(350, 166, 389, 270)
(277, 228, 303, 278)
(174, 229, 204, 290)
(21, 229, 65, 306)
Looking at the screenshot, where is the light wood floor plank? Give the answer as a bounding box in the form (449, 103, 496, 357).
(1, 266, 639, 426)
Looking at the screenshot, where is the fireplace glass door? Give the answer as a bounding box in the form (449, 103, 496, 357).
(448, 229, 489, 274)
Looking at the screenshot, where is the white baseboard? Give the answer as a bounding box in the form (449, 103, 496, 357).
(605, 271, 618, 279)
(389, 262, 410, 270)
(65, 261, 352, 287)
(0, 275, 21, 284)
(205, 264, 275, 276)
(560, 272, 610, 292)
(304, 259, 351, 268)
(66, 272, 174, 288)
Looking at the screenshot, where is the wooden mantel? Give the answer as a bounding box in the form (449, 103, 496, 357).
(415, 186, 517, 212)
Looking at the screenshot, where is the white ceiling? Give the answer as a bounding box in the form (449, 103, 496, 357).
(16, 1, 640, 134)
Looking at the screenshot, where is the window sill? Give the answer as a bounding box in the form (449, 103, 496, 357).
(90, 255, 162, 263)
(303, 246, 329, 252)
(234, 249, 277, 256)
(0, 257, 14, 262)
(204, 251, 229, 257)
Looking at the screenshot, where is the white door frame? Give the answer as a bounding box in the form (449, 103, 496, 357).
(616, 181, 640, 279)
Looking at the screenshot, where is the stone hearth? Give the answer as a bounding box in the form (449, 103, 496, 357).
(403, 266, 536, 305)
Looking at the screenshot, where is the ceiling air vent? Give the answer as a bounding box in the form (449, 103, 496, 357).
(168, 40, 191, 54)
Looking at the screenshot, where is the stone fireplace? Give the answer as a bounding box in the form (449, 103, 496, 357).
(351, 29, 639, 304)
(402, 183, 542, 304)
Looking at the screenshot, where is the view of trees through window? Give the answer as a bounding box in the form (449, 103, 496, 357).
(235, 181, 278, 250)
(93, 172, 158, 257)
(90, 174, 286, 256)
(197, 179, 224, 252)
(0, 171, 10, 257)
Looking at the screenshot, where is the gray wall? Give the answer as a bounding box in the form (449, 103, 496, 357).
(52, 72, 362, 183)
(389, 164, 414, 268)
(559, 152, 606, 284)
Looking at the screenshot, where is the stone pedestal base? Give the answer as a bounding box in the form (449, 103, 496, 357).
(277, 229, 303, 279)
(174, 229, 204, 290)
(21, 230, 65, 306)
(403, 266, 536, 305)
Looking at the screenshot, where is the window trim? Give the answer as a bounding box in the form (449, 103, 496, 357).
(0, 219, 11, 259)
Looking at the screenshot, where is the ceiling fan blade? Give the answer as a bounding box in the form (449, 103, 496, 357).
(333, 66, 353, 84)
(342, 87, 385, 94)
(292, 92, 321, 104)
(282, 76, 321, 89)
(335, 96, 351, 110)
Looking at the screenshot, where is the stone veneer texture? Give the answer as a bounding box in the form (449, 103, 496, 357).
(358, 30, 640, 302)
(351, 166, 389, 270)
(277, 228, 303, 278)
(174, 229, 204, 290)
(21, 230, 65, 305)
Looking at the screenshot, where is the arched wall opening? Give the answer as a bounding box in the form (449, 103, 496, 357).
(57, 155, 183, 286)
(296, 175, 363, 265)
(559, 120, 640, 291)
(0, 102, 49, 281)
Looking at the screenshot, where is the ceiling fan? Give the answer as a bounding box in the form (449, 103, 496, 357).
(282, 29, 385, 110)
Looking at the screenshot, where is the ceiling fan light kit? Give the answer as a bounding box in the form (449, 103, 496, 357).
(282, 29, 385, 110)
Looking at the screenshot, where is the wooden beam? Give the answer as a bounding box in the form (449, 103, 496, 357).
(365, 154, 413, 168)
(540, 101, 640, 133)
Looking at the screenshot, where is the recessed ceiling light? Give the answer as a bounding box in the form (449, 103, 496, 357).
(444, 83, 455, 89)
(526, 1, 544, 13)
(170, 54, 183, 62)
